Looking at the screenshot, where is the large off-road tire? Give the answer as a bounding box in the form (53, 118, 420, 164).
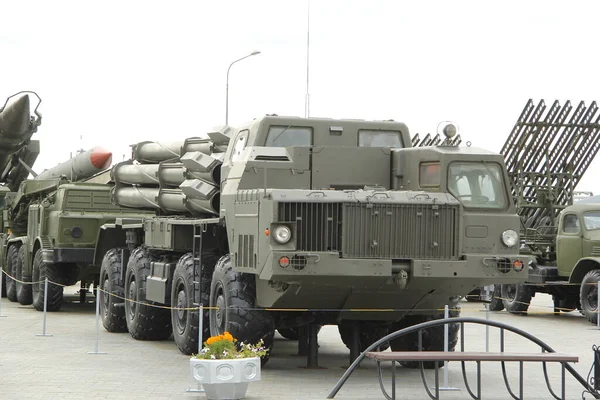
(32, 249, 65, 312)
(16, 246, 32, 305)
(124, 247, 172, 340)
(171, 251, 220, 355)
(501, 283, 532, 315)
(580, 269, 600, 324)
(390, 302, 461, 369)
(338, 321, 390, 352)
(465, 288, 480, 302)
(209, 255, 275, 366)
(5, 245, 19, 302)
(99, 248, 127, 333)
(482, 284, 504, 312)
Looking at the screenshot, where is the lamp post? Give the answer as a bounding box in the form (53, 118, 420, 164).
(225, 50, 261, 124)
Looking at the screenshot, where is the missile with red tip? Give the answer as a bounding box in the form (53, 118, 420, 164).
(35, 147, 113, 181)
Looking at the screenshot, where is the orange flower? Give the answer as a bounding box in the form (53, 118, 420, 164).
(223, 332, 234, 342)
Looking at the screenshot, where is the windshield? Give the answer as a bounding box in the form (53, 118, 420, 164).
(358, 130, 403, 148)
(448, 162, 507, 209)
(583, 211, 600, 230)
(265, 126, 312, 147)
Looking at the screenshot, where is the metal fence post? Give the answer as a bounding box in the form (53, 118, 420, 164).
(0, 271, 6, 317)
(187, 303, 204, 393)
(36, 277, 52, 337)
(88, 284, 106, 354)
(436, 304, 459, 392)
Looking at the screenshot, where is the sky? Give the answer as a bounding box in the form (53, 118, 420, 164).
(2, 0, 600, 192)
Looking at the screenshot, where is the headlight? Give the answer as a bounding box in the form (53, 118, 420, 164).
(501, 229, 518, 247)
(273, 225, 292, 244)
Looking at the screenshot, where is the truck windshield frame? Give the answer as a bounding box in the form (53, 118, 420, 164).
(358, 129, 403, 148)
(447, 161, 508, 210)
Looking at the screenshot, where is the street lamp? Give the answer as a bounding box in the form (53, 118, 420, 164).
(225, 50, 261, 124)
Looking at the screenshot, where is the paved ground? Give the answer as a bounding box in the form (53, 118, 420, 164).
(1, 289, 599, 400)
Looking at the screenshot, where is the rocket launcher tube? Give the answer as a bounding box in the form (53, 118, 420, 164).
(111, 160, 159, 186)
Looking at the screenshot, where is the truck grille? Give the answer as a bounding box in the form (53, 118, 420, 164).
(278, 202, 459, 260)
(278, 202, 342, 252)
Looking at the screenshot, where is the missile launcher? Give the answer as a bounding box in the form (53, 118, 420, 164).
(110, 126, 231, 217)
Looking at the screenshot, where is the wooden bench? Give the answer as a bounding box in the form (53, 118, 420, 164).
(365, 351, 579, 400)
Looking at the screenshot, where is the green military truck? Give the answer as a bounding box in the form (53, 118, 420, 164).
(501, 203, 600, 322)
(467, 99, 600, 322)
(92, 115, 527, 365)
(2, 177, 154, 311)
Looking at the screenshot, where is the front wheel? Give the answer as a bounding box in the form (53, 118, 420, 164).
(580, 269, 600, 324)
(209, 255, 274, 366)
(501, 284, 532, 315)
(338, 321, 390, 352)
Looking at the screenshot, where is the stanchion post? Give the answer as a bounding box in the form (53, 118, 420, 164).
(485, 303, 489, 352)
(36, 277, 53, 337)
(88, 284, 106, 354)
(434, 304, 459, 392)
(0, 270, 6, 317)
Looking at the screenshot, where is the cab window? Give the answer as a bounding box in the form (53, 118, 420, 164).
(420, 162, 440, 187)
(265, 126, 312, 147)
(448, 162, 507, 209)
(231, 130, 249, 162)
(358, 130, 403, 148)
(563, 214, 581, 234)
(583, 211, 600, 230)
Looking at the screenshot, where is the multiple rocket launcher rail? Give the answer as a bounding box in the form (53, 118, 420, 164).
(500, 99, 600, 239)
(110, 126, 234, 217)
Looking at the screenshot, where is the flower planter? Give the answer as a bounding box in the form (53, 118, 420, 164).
(190, 357, 261, 400)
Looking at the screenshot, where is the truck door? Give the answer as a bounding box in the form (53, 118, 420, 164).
(556, 213, 583, 278)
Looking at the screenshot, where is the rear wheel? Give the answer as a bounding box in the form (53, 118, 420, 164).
(16, 246, 32, 305)
(124, 247, 172, 340)
(99, 248, 127, 332)
(5, 245, 19, 302)
(171, 251, 220, 355)
(580, 269, 600, 324)
(209, 255, 274, 366)
(502, 283, 532, 315)
(32, 249, 64, 312)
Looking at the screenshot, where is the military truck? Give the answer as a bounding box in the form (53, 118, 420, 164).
(469, 99, 600, 322)
(2, 176, 155, 311)
(92, 115, 527, 365)
(0, 91, 156, 311)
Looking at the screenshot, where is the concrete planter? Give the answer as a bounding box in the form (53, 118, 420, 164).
(189, 357, 261, 400)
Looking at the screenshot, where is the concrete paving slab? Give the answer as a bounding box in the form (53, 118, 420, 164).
(0, 289, 598, 400)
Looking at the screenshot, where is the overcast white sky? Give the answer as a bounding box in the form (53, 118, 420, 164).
(2, 0, 600, 192)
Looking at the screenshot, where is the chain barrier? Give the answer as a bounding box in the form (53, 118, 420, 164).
(1, 268, 597, 315)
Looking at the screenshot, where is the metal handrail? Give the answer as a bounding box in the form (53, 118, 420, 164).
(326, 316, 599, 399)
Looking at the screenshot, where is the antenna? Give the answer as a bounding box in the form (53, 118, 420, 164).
(304, 0, 310, 118)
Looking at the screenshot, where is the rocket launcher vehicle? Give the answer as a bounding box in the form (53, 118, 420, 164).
(110, 126, 232, 217)
(0, 91, 43, 191)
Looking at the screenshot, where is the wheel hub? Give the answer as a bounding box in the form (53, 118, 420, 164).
(101, 277, 110, 317)
(127, 279, 137, 320)
(176, 286, 187, 332)
(215, 293, 226, 333)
